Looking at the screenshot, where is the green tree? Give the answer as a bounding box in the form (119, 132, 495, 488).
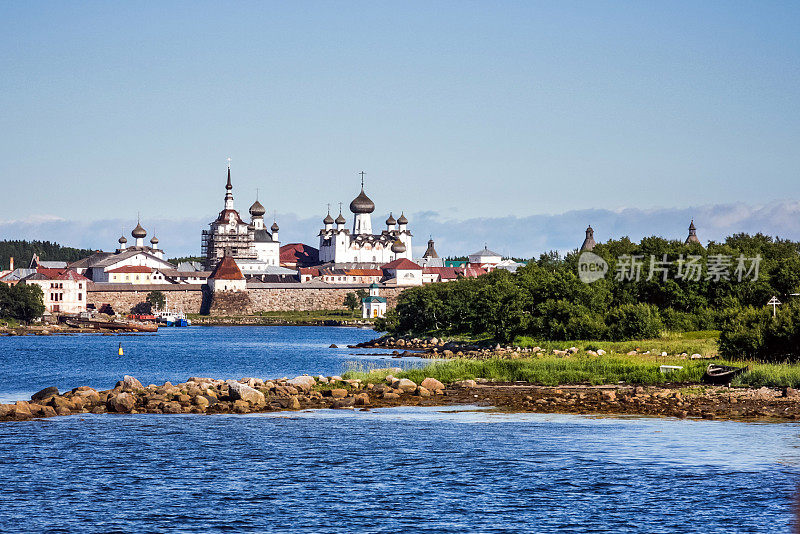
(146, 290, 166, 311)
(344, 292, 361, 313)
(0, 284, 46, 323)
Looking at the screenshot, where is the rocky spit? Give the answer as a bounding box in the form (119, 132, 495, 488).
(3, 372, 800, 422)
(351, 335, 714, 360)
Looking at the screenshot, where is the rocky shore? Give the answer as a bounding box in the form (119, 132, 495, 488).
(351, 335, 714, 360)
(3, 373, 800, 423)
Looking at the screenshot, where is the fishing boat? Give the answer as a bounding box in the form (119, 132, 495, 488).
(703, 364, 748, 385)
(153, 309, 191, 327)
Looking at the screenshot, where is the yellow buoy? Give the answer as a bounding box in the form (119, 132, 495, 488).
(118, 343, 124, 356)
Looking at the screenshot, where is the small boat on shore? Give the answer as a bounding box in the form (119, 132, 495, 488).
(62, 317, 158, 333)
(703, 364, 748, 385)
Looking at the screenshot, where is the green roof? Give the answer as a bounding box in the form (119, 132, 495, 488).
(362, 296, 387, 304)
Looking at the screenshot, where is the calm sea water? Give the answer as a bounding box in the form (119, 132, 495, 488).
(1, 327, 798, 533)
(0, 326, 412, 403)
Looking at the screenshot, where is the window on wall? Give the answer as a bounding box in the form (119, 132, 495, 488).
(78, 294, 82, 301)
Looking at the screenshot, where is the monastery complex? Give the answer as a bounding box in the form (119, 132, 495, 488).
(0, 163, 702, 318)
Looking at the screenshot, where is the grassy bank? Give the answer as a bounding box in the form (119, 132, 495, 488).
(513, 330, 720, 358)
(343, 353, 800, 389)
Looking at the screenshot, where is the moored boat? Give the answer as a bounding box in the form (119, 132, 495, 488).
(702, 364, 748, 385)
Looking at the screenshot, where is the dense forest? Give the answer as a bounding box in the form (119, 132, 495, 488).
(377, 233, 800, 360)
(0, 240, 96, 270)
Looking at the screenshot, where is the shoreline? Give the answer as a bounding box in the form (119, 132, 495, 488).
(3, 373, 800, 423)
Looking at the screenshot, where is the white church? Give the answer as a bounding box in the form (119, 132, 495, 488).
(200, 163, 282, 272)
(318, 178, 413, 265)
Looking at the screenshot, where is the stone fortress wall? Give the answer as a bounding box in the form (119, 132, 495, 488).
(87, 283, 404, 315)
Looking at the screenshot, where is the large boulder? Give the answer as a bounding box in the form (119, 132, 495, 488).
(287, 376, 316, 392)
(420, 378, 445, 393)
(108, 392, 136, 413)
(226, 380, 265, 405)
(12, 401, 32, 418)
(161, 401, 183, 414)
(391, 379, 417, 393)
(330, 388, 348, 399)
(49, 396, 73, 414)
(31, 386, 59, 402)
(118, 375, 143, 390)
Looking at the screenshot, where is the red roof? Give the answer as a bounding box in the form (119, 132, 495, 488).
(34, 267, 89, 281)
(215, 209, 246, 225)
(423, 266, 459, 279)
(459, 265, 487, 278)
(56, 270, 89, 281)
(298, 268, 320, 277)
(36, 267, 65, 278)
(107, 265, 153, 274)
(209, 256, 245, 280)
(344, 269, 383, 276)
(280, 243, 319, 266)
(381, 258, 422, 271)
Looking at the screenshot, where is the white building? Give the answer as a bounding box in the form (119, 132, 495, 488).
(201, 164, 281, 269)
(468, 246, 503, 271)
(362, 283, 387, 319)
(382, 258, 423, 286)
(69, 222, 176, 283)
(207, 255, 247, 292)
(318, 181, 412, 265)
(21, 269, 89, 314)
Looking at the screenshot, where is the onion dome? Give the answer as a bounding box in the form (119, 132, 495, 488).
(118, 235, 128, 244)
(391, 239, 407, 253)
(349, 188, 375, 214)
(386, 213, 397, 226)
(323, 212, 334, 225)
(150, 235, 159, 245)
(249, 200, 266, 217)
(131, 222, 147, 239)
(335, 211, 346, 225)
(397, 212, 408, 225)
(271, 221, 279, 232)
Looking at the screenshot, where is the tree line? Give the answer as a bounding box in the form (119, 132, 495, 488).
(0, 240, 96, 270)
(376, 233, 800, 360)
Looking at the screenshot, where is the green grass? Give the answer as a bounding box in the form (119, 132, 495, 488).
(0, 317, 21, 328)
(343, 352, 800, 389)
(734, 362, 800, 389)
(513, 330, 720, 358)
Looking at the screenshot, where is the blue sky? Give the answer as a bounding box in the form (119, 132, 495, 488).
(1, 2, 799, 257)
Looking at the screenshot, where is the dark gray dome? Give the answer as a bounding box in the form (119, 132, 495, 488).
(271, 221, 279, 232)
(397, 212, 408, 225)
(350, 188, 375, 214)
(391, 239, 406, 253)
(249, 200, 266, 217)
(118, 235, 128, 244)
(335, 212, 346, 225)
(386, 213, 396, 225)
(132, 223, 146, 239)
(150, 236, 159, 244)
(323, 213, 334, 225)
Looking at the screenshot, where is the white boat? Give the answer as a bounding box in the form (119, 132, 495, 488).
(153, 309, 191, 327)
